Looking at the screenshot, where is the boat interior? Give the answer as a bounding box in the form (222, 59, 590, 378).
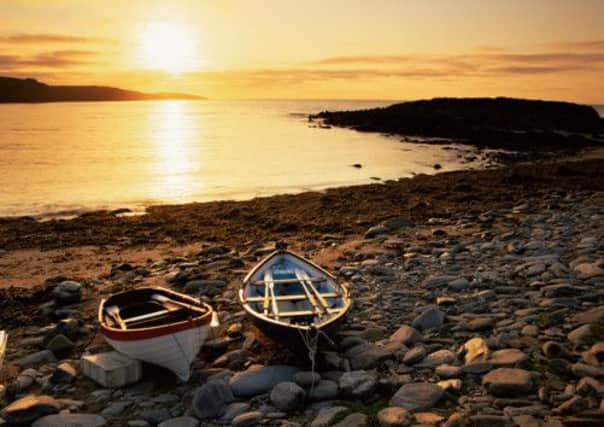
(242, 254, 347, 325)
(102, 288, 208, 330)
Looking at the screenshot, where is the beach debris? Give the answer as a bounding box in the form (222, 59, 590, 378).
(81, 351, 142, 388)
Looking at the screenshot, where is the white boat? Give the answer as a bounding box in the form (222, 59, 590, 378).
(0, 330, 7, 373)
(98, 287, 217, 381)
(239, 244, 351, 346)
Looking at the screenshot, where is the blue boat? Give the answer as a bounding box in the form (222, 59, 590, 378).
(239, 244, 352, 346)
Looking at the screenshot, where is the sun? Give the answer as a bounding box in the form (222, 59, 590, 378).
(138, 22, 198, 74)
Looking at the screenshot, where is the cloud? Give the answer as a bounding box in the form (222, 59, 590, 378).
(0, 33, 111, 44)
(0, 49, 100, 69)
(544, 40, 604, 51)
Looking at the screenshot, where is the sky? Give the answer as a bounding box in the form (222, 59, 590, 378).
(1, 0, 604, 102)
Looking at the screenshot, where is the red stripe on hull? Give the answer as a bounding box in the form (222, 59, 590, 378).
(101, 317, 210, 341)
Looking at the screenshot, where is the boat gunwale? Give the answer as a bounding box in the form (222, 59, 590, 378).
(98, 287, 213, 341)
(239, 249, 351, 331)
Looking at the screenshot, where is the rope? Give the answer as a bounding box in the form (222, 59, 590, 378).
(296, 326, 336, 396)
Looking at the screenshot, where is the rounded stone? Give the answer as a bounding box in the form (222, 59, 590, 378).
(269, 382, 305, 411)
(294, 371, 321, 388)
(489, 349, 528, 367)
(482, 368, 533, 397)
(232, 411, 263, 427)
(307, 379, 339, 400)
(377, 406, 410, 426)
(192, 380, 235, 419)
(32, 414, 107, 427)
(389, 382, 444, 411)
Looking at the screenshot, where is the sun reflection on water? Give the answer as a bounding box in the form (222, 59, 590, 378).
(148, 101, 203, 200)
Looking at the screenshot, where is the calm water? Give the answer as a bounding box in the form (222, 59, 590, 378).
(1, 100, 493, 218)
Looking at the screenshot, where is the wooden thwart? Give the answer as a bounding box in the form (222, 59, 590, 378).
(278, 308, 344, 318)
(244, 292, 339, 303)
(251, 277, 326, 285)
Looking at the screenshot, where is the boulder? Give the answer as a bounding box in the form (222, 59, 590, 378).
(230, 365, 299, 397)
(192, 380, 234, 419)
(269, 382, 305, 411)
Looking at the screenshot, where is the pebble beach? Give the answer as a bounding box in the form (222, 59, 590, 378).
(0, 157, 603, 427)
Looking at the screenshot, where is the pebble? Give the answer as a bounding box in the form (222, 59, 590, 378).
(482, 368, 534, 397)
(231, 411, 263, 427)
(0, 395, 61, 426)
(338, 370, 377, 397)
(31, 414, 107, 427)
(389, 382, 444, 411)
(332, 413, 367, 427)
(412, 306, 445, 330)
(307, 380, 339, 400)
(310, 406, 348, 427)
(192, 380, 234, 419)
(294, 371, 321, 388)
(158, 417, 199, 427)
(377, 406, 410, 426)
(230, 365, 299, 397)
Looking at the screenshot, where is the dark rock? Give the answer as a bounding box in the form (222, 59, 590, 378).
(50, 362, 77, 384)
(389, 382, 444, 411)
(389, 325, 422, 345)
(45, 334, 75, 353)
(270, 382, 305, 411)
(412, 306, 445, 330)
(184, 279, 226, 296)
(294, 371, 321, 388)
(192, 380, 235, 419)
(338, 370, 377, 397)
(158, 416, 199, 427)
(230, 365, 299, 398)
(231, 411, 262, 427)
(0, 395, 60, 426)
(345, 342, 394, 369)
(307, 380, 339, 400)
(482, 368, 534, 397)
(15, 350, 56, 368)
(31, 414, 107, 427)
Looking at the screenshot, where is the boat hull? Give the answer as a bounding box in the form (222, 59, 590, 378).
(98, 287, 214, 381)
(103, 324, 210, 381)
(239, 249, 351, 351)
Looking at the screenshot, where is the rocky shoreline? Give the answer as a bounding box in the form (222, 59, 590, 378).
(1, 158, 603, 426)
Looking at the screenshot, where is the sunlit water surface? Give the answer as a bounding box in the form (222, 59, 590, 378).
(1, 100, 498, 218)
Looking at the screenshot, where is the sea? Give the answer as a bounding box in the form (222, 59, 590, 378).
(1, 100, 601, 219)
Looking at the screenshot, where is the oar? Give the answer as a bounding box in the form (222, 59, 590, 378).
(295, 269, 329, 314)
(264, 271, 280, 320)
(151, 294, 208, 315)
(294, 269, 323, 315)
(105, 305, 127, 330)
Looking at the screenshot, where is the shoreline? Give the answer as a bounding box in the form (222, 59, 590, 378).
(1, 156, 603, 290)
(0, 155, 602, 426)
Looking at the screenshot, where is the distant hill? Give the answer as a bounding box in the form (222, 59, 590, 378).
(312, 97, 604, 152)
(0, 76, 205, 103)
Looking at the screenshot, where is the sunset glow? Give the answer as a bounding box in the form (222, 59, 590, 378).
(1, 0, 604, 102)
(137, 22, 199, 74)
